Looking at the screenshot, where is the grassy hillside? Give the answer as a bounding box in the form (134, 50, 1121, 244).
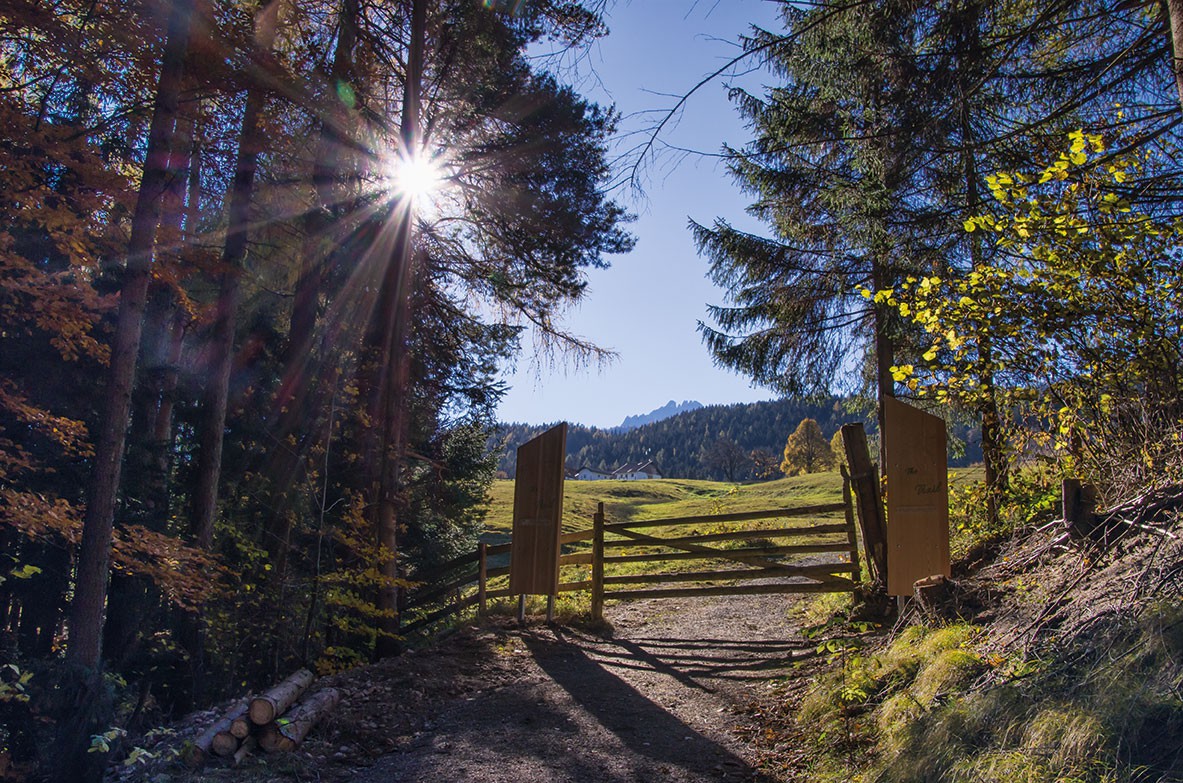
(483, 467, 985, 535)
(481, 472, 848, 536)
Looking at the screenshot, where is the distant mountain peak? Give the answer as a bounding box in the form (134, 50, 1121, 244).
(617, 400, 703, 431)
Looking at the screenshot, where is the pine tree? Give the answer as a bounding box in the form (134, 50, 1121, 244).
(693, 0, 937, 453)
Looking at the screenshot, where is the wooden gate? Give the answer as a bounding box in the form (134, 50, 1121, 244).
(589, 487, 860, 620)
(401, 482, 861, 633)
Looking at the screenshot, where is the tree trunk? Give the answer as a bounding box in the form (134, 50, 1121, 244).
(956, 0, 1008, 524)
(104, 293, 187, 666)
(15, 545, 68, 658)
(264, 0, 359, 575)
(191, 0, 277, 551)
(1169, 0, 1183, 112)
(248, 668, 315, 725)
(284, 0, 358, 372)
(367, 0, 425, 659)
(871, 255, 895, 471)
(67, 0, 194, 671)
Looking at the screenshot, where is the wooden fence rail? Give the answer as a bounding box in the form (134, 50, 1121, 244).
(399, 482, 861, 634)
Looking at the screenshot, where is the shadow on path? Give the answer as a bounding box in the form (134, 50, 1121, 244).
(567, 628, 814, 683)
(522, 632, 776, 782)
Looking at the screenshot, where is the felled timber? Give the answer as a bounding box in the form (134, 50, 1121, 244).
(187, 697, 249, 766)
(232, 736, 257, 766)
(249, 668, 315, 725)
(210, 730, 238, 757)
(229, 715, 251, 739)
(258, 688, 341, 753)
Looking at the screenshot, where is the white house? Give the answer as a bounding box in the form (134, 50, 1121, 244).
(574, 465, 613, 481)
(612, 461, 663, 481)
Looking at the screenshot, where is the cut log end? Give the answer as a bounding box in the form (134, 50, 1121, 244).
(230, 717, 251, 739)
(210, 731, 238, 757)
(249, 668, 315, 726)
(248, 700, 277, 726)
(913, 574, 959, 622)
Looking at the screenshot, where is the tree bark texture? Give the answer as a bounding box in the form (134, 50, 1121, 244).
(1169, 0, 1183, 113)
(67, 0, 194, 670)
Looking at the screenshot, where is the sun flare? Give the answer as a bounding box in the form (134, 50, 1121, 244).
(389, 153, 443, 203)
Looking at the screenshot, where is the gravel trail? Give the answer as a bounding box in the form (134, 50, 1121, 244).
(350, 592, 813, 783)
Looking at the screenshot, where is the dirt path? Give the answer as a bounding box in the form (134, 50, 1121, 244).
(348, 593, 813, 783)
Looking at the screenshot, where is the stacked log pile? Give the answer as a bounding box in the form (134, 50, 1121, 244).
(189, 669, 339, 766)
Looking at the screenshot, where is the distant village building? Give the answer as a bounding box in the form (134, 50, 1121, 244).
(613, 461, 663, 481)
(573, 465, 613, 481)
(567, 461, 663, 481)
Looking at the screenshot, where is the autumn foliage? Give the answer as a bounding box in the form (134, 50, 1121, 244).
(0, 0, 630, 777)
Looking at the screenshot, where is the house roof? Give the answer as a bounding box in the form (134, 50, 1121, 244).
(614, 460, 662, 476)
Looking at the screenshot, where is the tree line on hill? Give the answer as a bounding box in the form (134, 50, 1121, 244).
(494, 397, 984, 482)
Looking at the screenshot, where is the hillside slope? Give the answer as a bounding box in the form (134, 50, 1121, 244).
(480, 472, 846, 535)
(746, 484, 1183, 782)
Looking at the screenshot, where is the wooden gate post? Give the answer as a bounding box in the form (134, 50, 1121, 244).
(841, 467, 862, 587)
(841, 423, 888, 586)
(591, 502, 605, 622)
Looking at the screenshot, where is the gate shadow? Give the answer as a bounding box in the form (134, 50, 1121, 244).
(566, 630, 814, 685)
(522, 632, 777, 782)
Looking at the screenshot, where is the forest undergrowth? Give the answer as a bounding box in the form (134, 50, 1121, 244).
(743, 477, 1183, 783)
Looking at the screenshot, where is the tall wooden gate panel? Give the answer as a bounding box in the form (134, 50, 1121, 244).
(883, 397, 950, 596)
(509, 423, 567, 595)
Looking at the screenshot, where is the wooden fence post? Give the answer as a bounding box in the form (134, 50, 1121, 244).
(841, 423, 888, 586)
(591, 502, 605, 622)
(477, 542, 487, 618)
(841, 466, 861, 590)
(1062, 478, 1099, 540)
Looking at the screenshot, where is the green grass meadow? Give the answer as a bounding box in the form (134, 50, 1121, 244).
(441, 467, 987, 624)
(482, 471, 847, 536)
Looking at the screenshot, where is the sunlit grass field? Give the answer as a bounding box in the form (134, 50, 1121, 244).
(482, 472, 847, 536)
(417, 467, 988, 627)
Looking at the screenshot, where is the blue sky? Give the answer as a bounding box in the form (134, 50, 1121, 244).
(494, 1, 786, 429)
